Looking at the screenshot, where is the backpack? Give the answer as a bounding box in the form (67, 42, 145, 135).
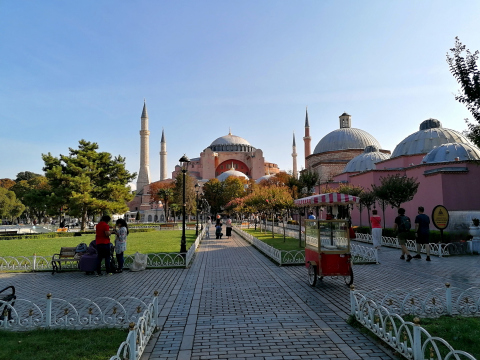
(399, 216, 411, 233)
(75, 242, 88, 253)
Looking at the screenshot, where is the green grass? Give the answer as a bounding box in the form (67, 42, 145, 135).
(244, 229, 302, 251)
(0, 328, 128, 360)
(348, 315, 480, 359)
(0, 230, 198, 257)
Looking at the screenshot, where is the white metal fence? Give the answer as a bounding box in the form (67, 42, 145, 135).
(234, 227, 378, 265)
(354, 232, 450, 257)
(0, 228, 205, 271)
(350, 286, 477, 359)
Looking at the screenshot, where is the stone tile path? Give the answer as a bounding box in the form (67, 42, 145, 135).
(1, 231, 479, 360)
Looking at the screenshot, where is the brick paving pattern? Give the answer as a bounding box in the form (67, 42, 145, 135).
(1, 232, 479, 359)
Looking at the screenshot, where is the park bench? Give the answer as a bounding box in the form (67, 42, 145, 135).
(159, 223, 176, 230)
(0, 231, 19, 236)
(51, 247, 79, 274)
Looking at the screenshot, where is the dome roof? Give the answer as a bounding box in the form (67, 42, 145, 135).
(422, 143, 480, 163)
(391, 119, 471, 158)
(313, 128, 382, 154)
(255, 174, 275, 184)
(343, 145, 391, 173)
(216, 169, 249, 182)
(208, 133, 256, 152)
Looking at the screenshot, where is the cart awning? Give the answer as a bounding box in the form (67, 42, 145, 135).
(294, 192, 360, 206)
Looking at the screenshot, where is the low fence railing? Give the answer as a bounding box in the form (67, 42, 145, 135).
(354, 232, 450, 257)
(0, 228, 205, 271)
(0, 292, 159, 360)
(234, 227, 378, 265)
(350, 286, 477, 359)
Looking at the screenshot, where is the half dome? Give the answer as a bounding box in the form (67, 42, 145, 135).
(313, 128, 382, 154)
(391, 119, 471, 158)
(343, 146, 391, 173)
(216, 169, 249, 182)
(422, 143, 480, 163)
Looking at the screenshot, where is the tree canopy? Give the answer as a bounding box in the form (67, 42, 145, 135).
(447, 37, 480, 147)
(42, 140, 136, 230)
(371, 174, 419, 209)
(0, 187, 25, 221)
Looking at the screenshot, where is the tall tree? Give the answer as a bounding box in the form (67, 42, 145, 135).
(12, 176, 51, 222)
(173, 172, 197, 217)
(371, 174, 419, 209)
(298, 169, 319, 196)
(447, 37, 480, 147)
(15, 171, 42, 182)
(42, 140, 136, 230)
(359, 190, 376, 227)
(0, 187, 25, 222)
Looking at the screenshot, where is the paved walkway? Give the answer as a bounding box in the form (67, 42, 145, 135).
(1, 232, 479, 360)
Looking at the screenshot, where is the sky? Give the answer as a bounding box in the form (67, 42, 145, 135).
(1, 1, 480, 188)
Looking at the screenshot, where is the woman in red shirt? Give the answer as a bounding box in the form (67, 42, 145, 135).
(370, 209, 382, 250)
(95, 215, 112, 276)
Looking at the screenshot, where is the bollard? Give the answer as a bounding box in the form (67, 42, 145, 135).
(412, 317, 421, 359)
(33, 254, 36, 272)
(46, 293, 52, 327)
(128, 322, 136, 360)
(445, 283, 452, 315)
(350, 285, 356, 316)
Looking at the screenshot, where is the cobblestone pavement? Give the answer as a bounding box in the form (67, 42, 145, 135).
(1, 233, 479, 360)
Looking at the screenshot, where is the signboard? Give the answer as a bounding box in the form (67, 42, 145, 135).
(432, 205, 449, 230)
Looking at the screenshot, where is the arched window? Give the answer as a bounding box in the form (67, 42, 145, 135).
(147, 215, 152, 222)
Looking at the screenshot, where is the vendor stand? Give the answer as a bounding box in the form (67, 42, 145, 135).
(294, 193, 360, 286)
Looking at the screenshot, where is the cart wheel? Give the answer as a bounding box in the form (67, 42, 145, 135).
(344, 267, 354, 286)
(307, 263, 317, 287)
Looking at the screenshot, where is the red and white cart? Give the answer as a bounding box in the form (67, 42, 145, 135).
(294, 193, 360, 287)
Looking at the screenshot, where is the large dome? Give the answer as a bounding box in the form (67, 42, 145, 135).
(391, 119, 471, 158)
(422, 143, 480, 163)
(313, 128, 382, 154)
(343, 145, 391, 173)
(209, 133, 256, 152)
(216, 169, 249, 182)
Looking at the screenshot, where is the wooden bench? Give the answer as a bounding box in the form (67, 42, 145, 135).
(159, 223, 176, 230)
(51, 247, 79, 274)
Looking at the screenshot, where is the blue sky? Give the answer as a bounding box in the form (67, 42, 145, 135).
(1, 1, 479, 186)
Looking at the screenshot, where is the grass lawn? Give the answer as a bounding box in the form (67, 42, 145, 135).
(404, 315, 480, 359)
(0, 230, 198, 257)
(244, 229, 302, 251)
(0, 328, 128, 360)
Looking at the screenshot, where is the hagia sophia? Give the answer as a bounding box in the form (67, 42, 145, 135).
(128, 101, 480, 231)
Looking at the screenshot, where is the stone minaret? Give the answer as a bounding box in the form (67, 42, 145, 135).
(303, 107, 311, 168)
(160, 128, 168, 181)
(292, 131, 298, 179)
(136, 100, 151, 192)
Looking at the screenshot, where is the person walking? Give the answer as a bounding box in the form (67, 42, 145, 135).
(225, 215, 232, 238)
(414, 206, 431, 261)
(370, 209, 382, 250)
(393, 208, 413, 262)
(114, 218, 129, 273)
(95, 215, 113, 276)
(205, 217, 211, 239)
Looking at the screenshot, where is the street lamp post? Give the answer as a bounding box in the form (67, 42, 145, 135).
(194, 183, 201, 236)
(179, 154, 190, 253)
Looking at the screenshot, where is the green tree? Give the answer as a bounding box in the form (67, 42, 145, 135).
(203, 178, 225, 216)
(42, 140, 136, 230)
(447, 37, 480, 147)
(11, 176, 51, 222)
(0, 187, 25, 222)
(371, 174, 419, 210)
(298, 169, 319, 196)
(157, 187, 174, 222)
(359, 190, 376, 228)
(15, 171, 42, 182)
(173, 172, 196, 218)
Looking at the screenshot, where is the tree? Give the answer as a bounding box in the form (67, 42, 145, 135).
(337, 184, 364, 219)
(447, 37, 480, 147)
(359, 190, 376, 227)
(42, 140, 136, 230)
(203, 178, 225, 216)
(157, 187, 174, 222)
(371, 174, 419, 210)
(15, 171, 42, 182)
(298, 169, 319, 196)
(173, 172, 196, 218)
(11, 176, 51, 222)
(0, 187, 25, 222)
(0, 179, 16, 190)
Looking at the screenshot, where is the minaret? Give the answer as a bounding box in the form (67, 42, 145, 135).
(136, 100, 151, 192)
(303, 107, 311, 168)
(292, 131, 298, 179)
(160, 128, 167, 181)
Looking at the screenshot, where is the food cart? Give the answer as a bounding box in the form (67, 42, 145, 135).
(294, 193, 360, 286)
